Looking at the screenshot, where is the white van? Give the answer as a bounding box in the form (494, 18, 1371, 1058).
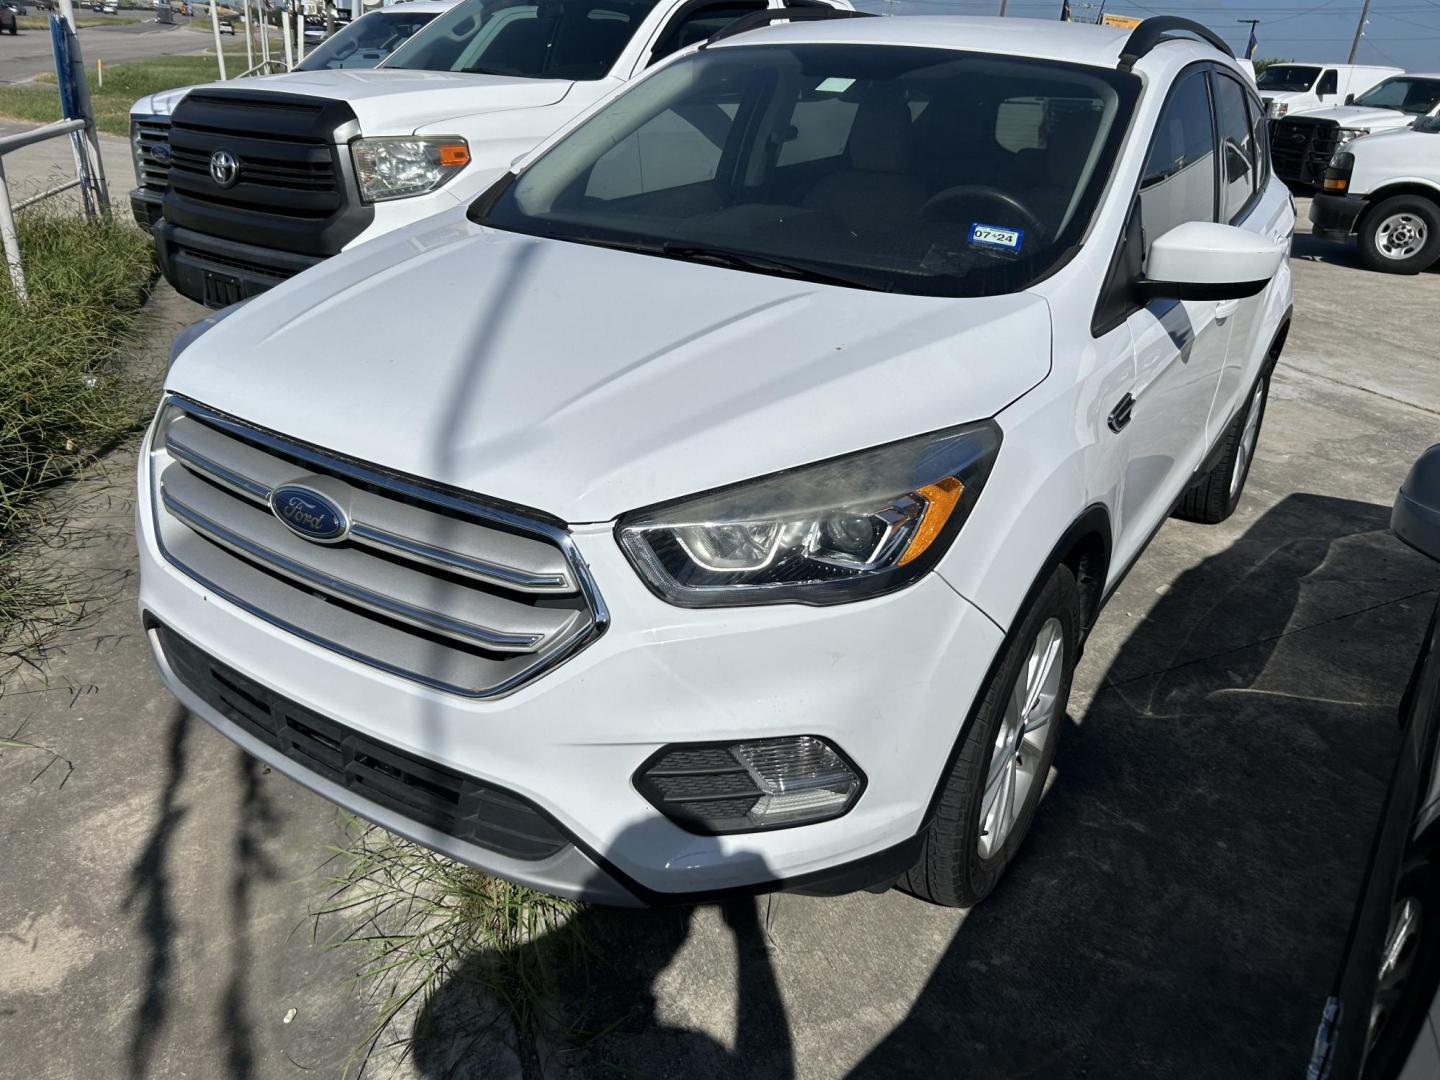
(1257, 62, 1400, 119)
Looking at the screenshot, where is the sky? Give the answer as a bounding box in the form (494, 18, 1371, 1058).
(856, 0, 1440, 72)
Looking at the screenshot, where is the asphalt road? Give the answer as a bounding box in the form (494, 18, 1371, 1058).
(0, 15, 212, 84)
(1, 192, 1438, 1080)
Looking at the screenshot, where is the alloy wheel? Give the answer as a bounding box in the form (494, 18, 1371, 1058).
(1230, 382, 1265, 500)
(979, 617, 1064, 859)
(1375, 213, 1430, 261)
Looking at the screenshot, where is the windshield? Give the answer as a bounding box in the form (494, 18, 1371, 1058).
(1353, 76, 1440, 115)
(1256, 65, 1320, 92)
(383, 0, 659, 80)
(295, 9, 440, 70)
(481, 45, 1138, 297)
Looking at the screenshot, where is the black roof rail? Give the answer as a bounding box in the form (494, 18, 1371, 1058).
(704, 5, 875, 47)
(1117, 16, 1234, 71)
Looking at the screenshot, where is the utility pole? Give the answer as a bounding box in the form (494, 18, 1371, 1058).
(998, 0, 1007, 15)
(1237, 18, 1259, 59)
(1348, 0, 1371, 62)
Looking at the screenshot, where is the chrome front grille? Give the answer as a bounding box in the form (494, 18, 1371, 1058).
(148, 397, 606, 697)
(134, 117, 172, 193)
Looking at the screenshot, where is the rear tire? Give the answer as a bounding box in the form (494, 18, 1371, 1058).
(1174, 370, 1269, 525)
(901, 565, 1081, 908)
(1357, 195, 1440, 275)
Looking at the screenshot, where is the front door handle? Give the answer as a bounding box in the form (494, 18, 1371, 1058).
(1216, 299, 1240, 320)
(1108, 393, 1134, 434)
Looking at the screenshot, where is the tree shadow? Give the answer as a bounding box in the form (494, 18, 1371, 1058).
(852, 492, 1440, 1078)
(120, 703, 191, 1080)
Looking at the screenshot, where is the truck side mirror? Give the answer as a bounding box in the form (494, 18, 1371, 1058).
(1394, 445, 1440, 562)
(1345, 93, 1355, 105)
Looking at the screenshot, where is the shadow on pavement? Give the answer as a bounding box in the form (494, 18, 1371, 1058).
(121, 704, 191, 1080)
(408, 492, 1440, 1078)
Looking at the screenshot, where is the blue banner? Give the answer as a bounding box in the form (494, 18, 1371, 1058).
(49, 15, 81, 120)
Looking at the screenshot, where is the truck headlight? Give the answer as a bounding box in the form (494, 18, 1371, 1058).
(1268, 100, 1289, 118)
(1336, 127, 1370, 148)
(350, 136, 470, 202)
(617, 421, 1001, 607)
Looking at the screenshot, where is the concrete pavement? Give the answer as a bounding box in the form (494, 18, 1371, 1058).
(1, 201, 1439, 1079)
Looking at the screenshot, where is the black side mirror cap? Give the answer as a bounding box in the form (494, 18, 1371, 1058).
(1394, 444, 1440, 562)
(1345, 94, 1355, 105)
(1133, 276, 1270, 302)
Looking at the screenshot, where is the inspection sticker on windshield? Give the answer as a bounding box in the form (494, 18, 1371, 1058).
(969, 223, 1024, 252)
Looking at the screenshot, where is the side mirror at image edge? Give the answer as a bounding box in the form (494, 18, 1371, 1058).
(1135, 221, 1289, 302)
(1393, 444, 1440, 563)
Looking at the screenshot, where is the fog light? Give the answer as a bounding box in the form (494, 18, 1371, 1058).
(635, 736, 863, 834)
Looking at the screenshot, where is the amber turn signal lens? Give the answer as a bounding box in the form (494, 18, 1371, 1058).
(1323, 177, 1348, 191)
(897, 477, 964, 566)
(438, 143, 470, 168)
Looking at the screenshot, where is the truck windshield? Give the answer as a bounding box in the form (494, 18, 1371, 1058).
(382, 0, 661, 81)
(481, 44, 1139, 297)
(295, 9, 440, 70)
(1353, 76, 1440, 115)
(1256, 65, 1320, 92)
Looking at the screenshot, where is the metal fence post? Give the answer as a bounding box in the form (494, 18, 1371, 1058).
(0, 158, 30, 301)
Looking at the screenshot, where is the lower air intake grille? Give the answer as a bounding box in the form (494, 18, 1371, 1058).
(155, 622, 569, 861)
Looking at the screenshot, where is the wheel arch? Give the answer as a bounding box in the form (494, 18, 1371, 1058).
(1364, 182, 1440, 212)
(919, 504, 1112, 827)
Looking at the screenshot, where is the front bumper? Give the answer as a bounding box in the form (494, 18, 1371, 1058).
(155, 220, 324, 308)
(136, 440, 1004, 903)
(1309, 191, 1369, 242)
(129, 187, 163, 233)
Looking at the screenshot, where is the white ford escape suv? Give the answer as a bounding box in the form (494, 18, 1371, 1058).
(138, 13, 1295, 907)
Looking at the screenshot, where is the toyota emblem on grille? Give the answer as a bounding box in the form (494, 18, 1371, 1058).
(209, 148, 240, 188)
(270, 483, 351, 544)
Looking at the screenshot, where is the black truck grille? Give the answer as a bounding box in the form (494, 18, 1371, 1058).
(1270, 117, 1341, 186)
(154, 622, 570, 862)
(162, 89, 373, 257)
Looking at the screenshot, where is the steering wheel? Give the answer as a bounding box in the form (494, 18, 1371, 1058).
(920, 185, 1045, 241)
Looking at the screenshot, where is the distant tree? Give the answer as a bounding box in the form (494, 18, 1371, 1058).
(1253, 57, 1293, 75)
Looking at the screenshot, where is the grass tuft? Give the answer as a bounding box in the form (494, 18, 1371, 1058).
(0, 209, 153, 657)
(316, 820, 588, 1078)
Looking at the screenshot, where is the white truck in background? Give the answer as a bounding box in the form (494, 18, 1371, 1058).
(1257, 62, 1400, 120)
(1310, 114, 1440, 274)
(128, 0, 850, 309)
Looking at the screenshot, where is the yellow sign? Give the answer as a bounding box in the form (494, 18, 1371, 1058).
(1101, 13, 1143, 28)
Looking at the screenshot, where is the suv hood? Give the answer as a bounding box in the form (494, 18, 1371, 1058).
(1298, 104, 1414, 128)
(130, 83, 197, 118)
(167, 209, 1051, 523)
(145, 69, 573, 133)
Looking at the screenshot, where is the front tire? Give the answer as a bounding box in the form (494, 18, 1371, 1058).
(901, 565, 1081, 908)
(1358, 195, 1440, 275)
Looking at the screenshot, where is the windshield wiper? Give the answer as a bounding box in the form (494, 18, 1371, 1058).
(660, 242, 892, 292)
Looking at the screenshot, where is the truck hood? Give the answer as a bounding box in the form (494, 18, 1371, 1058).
(1297, 104, 1414, 128)
(135, 69, 572, 133)
(167, 209, 1052, 523)
(232, 69, 572, 131)
(130, 83, 197, 118)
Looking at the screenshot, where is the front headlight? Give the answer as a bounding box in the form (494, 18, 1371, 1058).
(350, 136, 471, 202)
(1336, 127, 1370, 147)
(1268, 100, 1289, 118)
(617, 422, 1001, 607)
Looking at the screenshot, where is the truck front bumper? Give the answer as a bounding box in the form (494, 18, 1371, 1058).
(129, 188, 163, 233)
(136, 439, 1005, 904)
(1309, 191, 1369, 243)
(154, 220, 324, 308)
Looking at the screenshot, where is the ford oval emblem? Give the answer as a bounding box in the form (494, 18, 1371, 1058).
(271, 484, 350, 543)
(151, 142, 173, 164)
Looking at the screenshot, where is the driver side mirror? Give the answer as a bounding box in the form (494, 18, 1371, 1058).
(1345, 93, 1356, 105)
(1394, 445, 1440, 562)
(1136, 221, 1287, 302)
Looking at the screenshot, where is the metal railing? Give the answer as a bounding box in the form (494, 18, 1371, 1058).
(0, 117, 110, 301)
